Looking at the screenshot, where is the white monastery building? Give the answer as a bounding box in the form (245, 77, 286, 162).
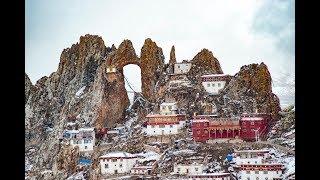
(236, 163, 284, 180)
(99, 151, 138, 175)
(63, 127, 95, 152)
(145, 102, 186, 136)
(173, 163, 206, 175)
(233, 149, 270, 165)
(201, 74, 231, 95)
(174, 62, 192, 74)
(232, 149, 285, 180)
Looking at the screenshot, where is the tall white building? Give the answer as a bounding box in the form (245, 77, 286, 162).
(99, 151, 138, 175)
(63, 127, 95, 152)
(174, 62, 192, 74)
(201, 74, 230, 95)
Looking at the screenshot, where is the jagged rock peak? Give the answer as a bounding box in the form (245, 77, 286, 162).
(111, 44, 117, 51)
(191, 48, 223, 74)
(169, 45, 176, 64)
(108, 39, 139, 67)
(140, 38, 165, 101)
(236, 62, 272, 95)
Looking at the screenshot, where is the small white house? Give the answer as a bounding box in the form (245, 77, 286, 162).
(174, 62, 191, 74)
(237, 163, 284, 180)
(173, 163, 206, 175)
(64, 127, 95, 152)
(99, 151, 138, 175)
(201, 74, 230, 95)
(160, 102, 178, 115)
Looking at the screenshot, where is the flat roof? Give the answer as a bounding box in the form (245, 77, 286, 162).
(160, 102, 177, 106)
(234, 149, 269, 153)
(146, 114, 185, 118)
(100, 151, 136, 158)
(201, 74, 229, 77)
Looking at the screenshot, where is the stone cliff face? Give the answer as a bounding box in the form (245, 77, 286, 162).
(140, 38, 165, 102)
(223, 63, 280, 120)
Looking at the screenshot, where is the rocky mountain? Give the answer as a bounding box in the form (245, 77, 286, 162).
(25, 34, 281, 178)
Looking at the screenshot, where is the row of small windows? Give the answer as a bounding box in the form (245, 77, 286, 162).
(161, 105, 173, 110)
(151, 125, 174, 128)
(102, 158, 123, 162)
(246, 170, 281, 174)
(207, 82, 221, 87)
(104, 163, 123, 168)
(73, 139, 92, 144)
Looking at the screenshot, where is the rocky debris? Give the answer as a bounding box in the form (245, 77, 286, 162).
(57, 144, 80, 175)
(268, 105, 295, 149)
(188, 48, 223, 84)
(140, 38, 165, 102)
(223, 63, 281, 120)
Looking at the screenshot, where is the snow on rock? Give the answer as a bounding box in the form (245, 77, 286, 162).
(172, 149, 195, 155)
(75, 86, 86, 97)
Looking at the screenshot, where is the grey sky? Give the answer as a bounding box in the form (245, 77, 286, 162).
(25, 0, 294, 107)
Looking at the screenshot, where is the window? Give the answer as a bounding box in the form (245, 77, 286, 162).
(177, 168, 180, 171)
(159, 125, 165, 128)
(207, 83, 210, 87)
(168, 106, 172, 110)
(246, 171, 250, 174)
(85, 146, 88, 149)
(170, 125, 173, 128)
(256, 178, 259, 180)
(255, 171, 259, 174)
(263, 171, 267, 174)
(120, 159, 123, 162)
(218, 83, 221, 87)
(151, 125, 155, 128)
(212, 83, 215, 87)
(120, 164, 123, 168)
(265, 178, 268, 180)
(195, 167, 198, 171)
(247, 177, 250, 180)
(112, 159, 117, 162)
(178, 65, 180, 68)
(105, 164, 108, 168)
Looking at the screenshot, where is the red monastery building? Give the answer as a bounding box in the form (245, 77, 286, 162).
(240, 113, 271, 141)
(191, 112, 272, 142)
(191, 115, 240, 142)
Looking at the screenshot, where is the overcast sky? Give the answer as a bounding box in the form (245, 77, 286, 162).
(25, 0, 294, 107)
